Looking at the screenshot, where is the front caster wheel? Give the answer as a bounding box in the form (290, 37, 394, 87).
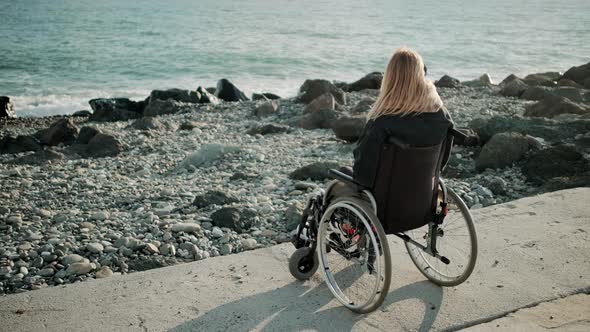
(289, 247, 319, 280)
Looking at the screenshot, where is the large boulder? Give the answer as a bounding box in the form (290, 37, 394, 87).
(88, 98, 145, 122)
(523, 72, 560, 87)
(342, 72, 383, 92)
(37, 118, 79, 146)
(303, 92, 335, 114)
(211, 207, 256, 233)
(299, 109, 338, 130)
(556, 78, 582, 88)
(463, 74, 493, 87)
(252, 100, 278, 117)
(215, 79, 249, 102)
(76, 126, 100, 144)
(562, 62, 590, 85)
(435, 75, 461, 88)
(297, 79, 346, 105)
(128, 117, 166, 131)
(499, 74, 519, 86)
(195, 86, 219, 104)
(522, 145, 589, 185)
(331, 117, 366, 143)
(520, 86, 549, 101)
(0, 96, 16, 118)
(143, 99, 182, 117)
(84, 133, 123, 158)
(500, 78, 528, 97)
(149, 88, 200, 103)
(524, 95, 589, 118)
(475, 132, 531, 171)
(470, 115, 590, 143)
(0, 135, 41, 154)
(289, 162, 341, 181)
(551, 87, 584, 103)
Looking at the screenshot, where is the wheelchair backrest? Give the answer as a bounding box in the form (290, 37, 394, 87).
(373, 136, 445, 234)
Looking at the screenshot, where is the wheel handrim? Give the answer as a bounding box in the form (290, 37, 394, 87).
(318, 202, 385, 311)
(406, 189, 477, 284)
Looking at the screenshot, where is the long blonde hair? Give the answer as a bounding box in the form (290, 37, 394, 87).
(369, 48, 443, 119)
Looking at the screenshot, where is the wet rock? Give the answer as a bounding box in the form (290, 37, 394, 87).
(561, 61, 590, 85)
(297, 79, 346, 105)
(89, 98, 145, 122)
(72, 110, 92, 117)
(331, 117, 366, 143)
(524, 95, 589, 118)
(215, 78, 249, 102)
(290, 162, 340, 181)
(193, 191, 239, 208)
(37, 118, 79, 146)
(143, 99, 182, 117)
(435, 75, 461, 88)
(148, 88, 200, 103)
(475, 132, 531, 171)
(500, 78, 528, 97)
(0, 96, 16, 118)
(342, 72, 383, 92)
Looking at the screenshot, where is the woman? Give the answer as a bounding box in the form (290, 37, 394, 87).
(334, 48, 454, 201)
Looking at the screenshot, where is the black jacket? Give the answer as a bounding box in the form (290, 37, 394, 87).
(353, 109, 454, 188)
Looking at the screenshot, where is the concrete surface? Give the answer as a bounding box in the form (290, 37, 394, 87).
(0, 188, 588, 332)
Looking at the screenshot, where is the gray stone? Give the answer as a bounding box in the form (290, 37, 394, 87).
(148, 88, 200, 104)
(215, 79, 249, 102)
(331, 117, 366, 143)
(37, 118, 79, 146)
(246, 124, 290, 136)
(289, 162, 340, 181)
(38, 268, 55, 277)
(297, 79, 346, 105)
(240, 239, 257, 250)
(84, 133, 123, 158)
(86, 243, 104, 254)
(0, 135, 41, 154)
(211, 207, 255, 233)
(253, 100, 278, 117)
(500, 79, 528, 97)
(143, 99, 182, 117)
(192, 191, 239, 209)
(303, 92, 335, 114)
(95, 266, 113, 279)
(435, 75, 461, 88)
(160, 244, 175, 256)
(523, 72, 560, 87)
(89, 98, 145, 122)
(476, 132, 531, 171)
(285, 202, 303, 231)
(66, 262, 95, 276)
(562, 61, 590, 85)
(129, 117, 166, 131)
(351, 98, 375, 114)
(299, 109, 338, 130)
(145, 243, 159, 254)
(342, 72, 383, 92)
(524, 95, 589, 118)
(76, 126, 100, 144)
(219, 244, 233, 255)
(170, 223, 201, 233)
(91, 211, 110, 221)
(175, 144, 241, 171)
(522, 145, 589, 185)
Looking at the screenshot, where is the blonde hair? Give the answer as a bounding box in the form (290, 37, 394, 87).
(369, 48, 443, 119)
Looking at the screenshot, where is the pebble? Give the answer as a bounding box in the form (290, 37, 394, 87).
(91, 211, 110, 221)
(145, 243, 159, 254)
(241, 239, 257, 250)
(219, 244, 233, 255)
(62, 254, 85, 265)
(95, 266, 114, 279)
(66, 262, 95, 276)
(170, 223, 201, 233)
(86, 243, 104, 254)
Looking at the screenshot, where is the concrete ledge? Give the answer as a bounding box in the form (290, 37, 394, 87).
(0, 188, 589, 332)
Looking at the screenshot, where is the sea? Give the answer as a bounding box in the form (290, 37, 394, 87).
(1, 0, 589, 117)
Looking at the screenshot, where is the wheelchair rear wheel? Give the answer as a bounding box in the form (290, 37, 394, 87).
(317, 197, 391, 313)
(405, 187, 477, 287)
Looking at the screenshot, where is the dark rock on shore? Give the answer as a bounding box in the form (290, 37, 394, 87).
(37, 118, 79, 146)
(500, 78, 528, 97)
(556, 78, 582, 88)
(252, 92, 281, 101)
(562, 61, 590, 85)
(143, 99, 182, 117)
(89, 98, 146, 122)
(192, 191, 239, 209)
(341, 72, 383, 92)
(84, 133, 123, 158)
(524, 95, 589, 118)
(72, 110, 92, 117)
(303, 92, 335, 114)
(246, 124, 290, 136)
(0, 135, 41, 154)
(521, 86, 548, 101)
(211, 207, 255, 233)
(253, 100, 278, 117)
(297, 79, 346, 105)
(215, 79, 249, 102)
(523, 72, 560, 87)
(435, 75, 461, 88)
(290, 161, 341, 181)
(0, 96, 15, 118)
(149, 88, 200, 104)
(196, 86, 219, 104)
(351, 98, 374, 114)
(76, 126, 100, 144)
(475, 132, 531, 171)
(522, 145, 589, 185)
(10, 149, 64, 165)
(299, 109, 338, 130)
(470, 116, 590, 143)
(331, 117, 366, 143)
(452, 128, 480, 146)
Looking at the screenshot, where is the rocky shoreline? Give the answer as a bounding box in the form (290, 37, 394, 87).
(1, 62, 589, 294)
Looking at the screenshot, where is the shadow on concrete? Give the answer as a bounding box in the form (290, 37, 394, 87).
(170, 276, 442, 332)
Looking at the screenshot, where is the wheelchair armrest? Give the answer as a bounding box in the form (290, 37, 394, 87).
(329, 169, 369, 190)
(450, 127, 468, 140)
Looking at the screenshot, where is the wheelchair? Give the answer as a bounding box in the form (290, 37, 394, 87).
(288, 129, 478, 313)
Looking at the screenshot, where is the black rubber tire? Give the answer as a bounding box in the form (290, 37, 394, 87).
(289, 247, 319, 281)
